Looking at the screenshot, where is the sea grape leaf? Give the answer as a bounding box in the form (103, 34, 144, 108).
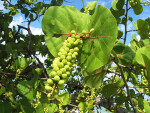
(117, 45, 135, 66)
(83, 69, 106, 88)
(111, 0, 125, 11)
(138, 95, 144, 110)
(113, 40, 125, 54)
(134, 45, 150, 66)
(141, 54, 150, 91)
(101, 78, 124, 98)
(80, 5, 117, 73)
(42, 5, 117, 73)
(145, 17, 150, 26)
(43, 103, 58, 113)
(19, 98, 35, 113)
(0, 100, 13, 113)
(55, 92, 71, 105)
(78, 102, 87, 112)
(129, 0, 143, 15)
(42, 6, 90, 57)
(134, 19, 149, 39)
(143, 100, 150, 113)
(17, 80, 34, 101)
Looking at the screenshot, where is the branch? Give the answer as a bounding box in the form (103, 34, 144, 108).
(124, 0, 129, 44)
(114, 61, 137, 113)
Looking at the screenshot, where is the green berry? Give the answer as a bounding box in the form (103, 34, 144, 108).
(50, 71, 57, 77)
(58, 52, 62, 57)
(54, 75, 60, 82)
(47, 79, 53, 86)
(60, 55, 65, 60)
(53, 67, 59, 72)
(75, 35, 80, 39)
(58, 62, 64, 68)
(74, 52, 78, 56)
(58, 85, 64, 90)
(61, 68, 66, 73)
(66, 56, 72, 61)
(62, 74, 67, 79)
(47, 93, 51, 98)
(72, 54, 76, 59)
(71, 30, 76, 34)
(90, 28, 94, 32)
(66, 71, 71, 76)
(62, 59, 67, 65)
(74, 47, 79, 52)
(45, 85, 52, 91)
(64, 65, 70, 70)
(82, 30, 87, 34)
(57, 71, 62, 76)
(70, 49, 74, 53)
(58, 80, 65, 86)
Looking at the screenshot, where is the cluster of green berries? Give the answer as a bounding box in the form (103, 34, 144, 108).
(34, 91, 41, 108)
(143, 0, 150, 6)
(141, 76, 150, 95)
(129, 0, 139, 6)
(45, 30, 83, 97)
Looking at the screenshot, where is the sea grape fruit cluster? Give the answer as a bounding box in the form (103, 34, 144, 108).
(45, 30, 83, 97)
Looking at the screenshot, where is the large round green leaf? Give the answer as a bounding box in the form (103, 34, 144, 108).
(42, 5, 117, 73)
(42, 6, 90, 57)
(80, 5, 117, 73)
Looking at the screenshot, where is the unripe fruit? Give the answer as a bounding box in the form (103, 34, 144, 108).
(57, 71, 62, 76)
(58, 80, 65, 86)
(47, 93, 51, 98)
(90, 28, 94, 32)
(71, 30, 76, 34)
(71, 34, 76, 38)
(66, 43, 71, 47)
(50, 71, 57, 77)
(58, 62, 64, 68)
(66, 56, 72, 61)
(68, 52, 72, 56)
(54, 88, 59, 94)
(58, 85, 64, 90)
(82, 30, 87, 34)
(45, 85, 52, 91)
(62, 74, 67, 79)
(64, 65, 70, 70)
(47, 79, 53, 86)
(74, 47, 79, 52)
(60, 55, 65, 60)
(62, 59, 67, 65)
(66, 71, 71, 76)
(64, 47, 69, 52)
(70, 49, 74, 53)
(58, 52, 62, 57)
(67, 62, 72, 66)
(74, 52, 78, 56)
(75, 35, 80, 39)
(54, 75, 60, 82)
(51, 63, 57, 68)
(61, 68, 66, 73)
(53, 67, 59, 72)
(72, 54, 76, 59)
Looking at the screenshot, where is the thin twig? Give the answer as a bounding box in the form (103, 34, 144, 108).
(114, 61, 137, 113)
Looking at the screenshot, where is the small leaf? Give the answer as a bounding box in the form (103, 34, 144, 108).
(134, 19, 149, 39)
(78, 102, 87, 112)
(17, 80, 34, 101)
(55, 92, 71, 105)
(111, 0, 125, 11)
(83, 69, 106, 88)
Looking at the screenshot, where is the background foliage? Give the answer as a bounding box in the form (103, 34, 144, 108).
(0, 0, 150, 113)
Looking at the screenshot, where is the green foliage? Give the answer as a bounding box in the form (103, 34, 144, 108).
(0, 0, 150, 112)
